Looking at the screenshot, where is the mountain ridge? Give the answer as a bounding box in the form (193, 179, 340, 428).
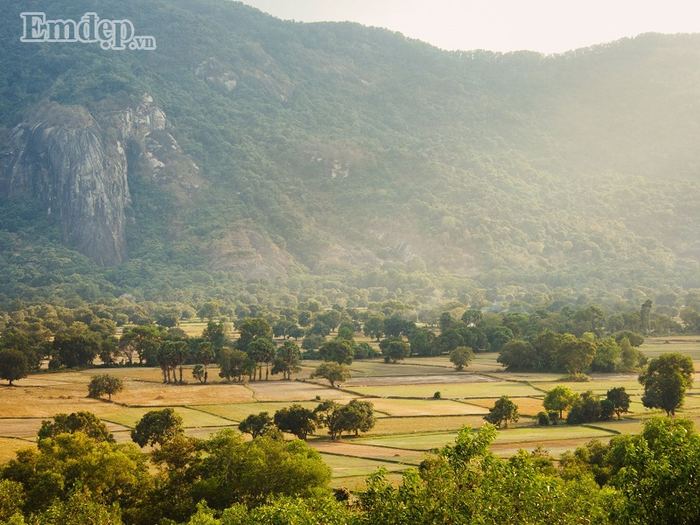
(0, 0, 699, 309)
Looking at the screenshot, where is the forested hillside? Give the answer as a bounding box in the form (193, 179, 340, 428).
(1, 0, 700, 310)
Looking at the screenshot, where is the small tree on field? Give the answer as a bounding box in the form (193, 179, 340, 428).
(132, 408, 184, 447)
(380, 338, 410, 363)
(310, 362, 351, 388)
(543, 385, 576, 419)
(0, 349, 28, 386)
(606, 387, 631, 420)
(449, 346, 474, 371)
(314, 400, 376, 440)
(483, 396, 519, 428)
(274, 404, 317, 440)
(639, 352, 694, 416)
(239, 412, 275, 439)
(87, 374, 123, 401)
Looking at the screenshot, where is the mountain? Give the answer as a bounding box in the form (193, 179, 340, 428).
(1, 0, 700, 310)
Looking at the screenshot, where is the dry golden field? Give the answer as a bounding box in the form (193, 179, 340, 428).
(1, 337, 698, 486)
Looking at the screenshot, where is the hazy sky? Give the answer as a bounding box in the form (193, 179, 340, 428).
(237, 0, 700, 53)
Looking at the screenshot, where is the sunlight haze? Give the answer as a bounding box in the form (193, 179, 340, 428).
(238, 0, 700, 53)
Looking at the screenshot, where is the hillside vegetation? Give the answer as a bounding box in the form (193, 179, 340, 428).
(1, 0, 700, 309)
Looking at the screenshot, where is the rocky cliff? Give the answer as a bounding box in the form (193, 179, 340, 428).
(0, 95, 193, 267)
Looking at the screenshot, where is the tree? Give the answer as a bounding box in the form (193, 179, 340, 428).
(87, 374, 124, 401)
(314, 400, 375, 440)
(363, 316, 384, 341)
(52, 330, 101, 368)
(543, 385, 576, 419)
(449, 346, 474, 371)
(408, 327, 436, 356)
(556, 334, 596, 375)
(566, 391, 602, 424)
(0, 349, 28, 385)
(238, 412, 275, 439)
(160, 340, 189, 384)
(435, 329, 464, 354)
(380, 338, 410, 363)
(439, 312, 454, 332)
(195, 342, 215, 383)
(194, 429, 331, 509)
(639, 353, 695, 416)
(119, 325, 161, 365)
(497, 339, 537, 371)
(132, 408, 184, 447)
(218, 347, 253, 382)
(38, 411, 114, 443)
(318, 339, 354, 365)
(274, 404, 317, 440)
(640, 299, 653, 333)
(248, 338, 276, 380)
(483, 395, 519, 428)
(613, 330, 644, 347)
(619, 336, 646, 371)
(339, 399, 376, 436)
(310, 362, 351, 387)
(336, 326, 355, 342)
(197, 302, 220, 321)
(461, 309, 483, 326)
(202, 320, 227, 351)
(235, 318, 273, 351)
(2, 432, 152, 517)
(606, 387, 631, 420)
(485, 325, 514, 353)
(317, 310, 341, 332)
(606, 417, 700, 525)
(590, 338, 621, 373)
(271, 340, 301, 380)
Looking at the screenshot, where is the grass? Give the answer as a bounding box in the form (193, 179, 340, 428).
(0, 437, 33, 464)
(347, 381, 542, 399)
(362, 398, 489, 416)
(371, 415, 485, 435)
(3, 345, 698, 486)
(101, 406, 233, 429)
(195, 401, 320, 422)
(468, 397, 545, 416)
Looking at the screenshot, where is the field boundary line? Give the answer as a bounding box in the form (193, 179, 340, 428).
(317, 450, 421, 467)
(579, 424, 622, 435)
(184, 405, 241, 423)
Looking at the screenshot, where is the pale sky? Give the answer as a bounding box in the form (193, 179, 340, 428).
(237, 0, 700, 54)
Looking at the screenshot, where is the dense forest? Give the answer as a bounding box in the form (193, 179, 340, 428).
(1, 0, 700, 312)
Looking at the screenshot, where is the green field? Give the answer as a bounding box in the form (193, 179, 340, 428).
(3, 337, 698, 487)
(102, 406, 233, 429)
(347, 381, 542, 399)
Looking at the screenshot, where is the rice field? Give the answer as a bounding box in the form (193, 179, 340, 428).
(0, 337, 694, 486)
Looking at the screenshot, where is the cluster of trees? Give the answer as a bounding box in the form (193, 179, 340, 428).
(534, 352, 695, 425)
(539, 386, 630, 426)
(239, 400, 376, 441)
(498, 330, 646, 376)
(0, 409, 331, 524)
(4, 401, 700, 524)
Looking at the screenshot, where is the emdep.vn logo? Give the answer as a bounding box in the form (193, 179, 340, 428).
(20, 12, 156, 50)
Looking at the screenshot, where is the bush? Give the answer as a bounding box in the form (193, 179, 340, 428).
(433, 391, 441, 399)
(537, 411, 550, 426)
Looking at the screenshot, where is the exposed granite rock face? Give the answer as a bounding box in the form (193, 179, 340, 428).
(0, 95, 194, 267)
(4, 104, 129, 266)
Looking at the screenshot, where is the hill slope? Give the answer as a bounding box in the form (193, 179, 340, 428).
(1, 0, 700, 309)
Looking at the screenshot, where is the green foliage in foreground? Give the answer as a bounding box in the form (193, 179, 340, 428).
(1, 415, 700, 524)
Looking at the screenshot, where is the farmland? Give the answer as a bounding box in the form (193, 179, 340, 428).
(1, 336, 700, 489)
